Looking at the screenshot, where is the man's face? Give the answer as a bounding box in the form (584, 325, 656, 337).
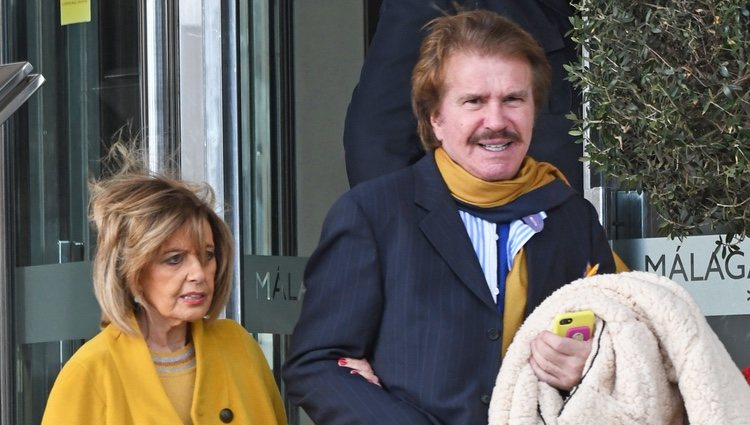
(430, 52, 535, 182)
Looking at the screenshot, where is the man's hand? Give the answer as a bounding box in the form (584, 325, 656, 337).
(338, 357, 382, 387)
(529, 330, 592, 391)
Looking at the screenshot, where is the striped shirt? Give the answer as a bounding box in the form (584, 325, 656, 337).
(458, 210, 547, 302)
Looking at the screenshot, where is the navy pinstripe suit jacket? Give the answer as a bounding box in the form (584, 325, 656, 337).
(283, 154, 615, 425)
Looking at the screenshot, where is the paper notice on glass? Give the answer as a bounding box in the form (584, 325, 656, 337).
(60, 0, 91, 26)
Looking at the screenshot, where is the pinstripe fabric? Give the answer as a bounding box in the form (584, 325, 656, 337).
(283, 154, 616, 425)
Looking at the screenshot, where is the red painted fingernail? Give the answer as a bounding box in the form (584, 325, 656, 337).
(338, 358, 347, 366)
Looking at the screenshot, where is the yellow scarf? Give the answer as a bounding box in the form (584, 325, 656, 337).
(434, 147, 568, 207)
(434, 147, 568, 356)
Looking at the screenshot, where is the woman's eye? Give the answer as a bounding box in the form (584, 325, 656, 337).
(164, 254, 183, 265)
(206, 250, 216, 261)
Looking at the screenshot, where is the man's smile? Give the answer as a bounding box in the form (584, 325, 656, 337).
(479, 142, 511, 152)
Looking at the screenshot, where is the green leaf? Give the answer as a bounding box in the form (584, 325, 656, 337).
(719, 65, 730, 77)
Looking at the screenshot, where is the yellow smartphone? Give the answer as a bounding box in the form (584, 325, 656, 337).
(553, 310, 595, 341)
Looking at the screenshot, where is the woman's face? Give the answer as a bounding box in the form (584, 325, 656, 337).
(139, 219, 216, 330)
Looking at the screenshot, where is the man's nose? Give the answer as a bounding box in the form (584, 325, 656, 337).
(483, 102, 507, 130)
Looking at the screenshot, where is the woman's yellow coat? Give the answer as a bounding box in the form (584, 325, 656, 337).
(42, 318, 287, 424)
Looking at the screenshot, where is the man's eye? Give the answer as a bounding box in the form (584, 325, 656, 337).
(464, 98, 480, 104)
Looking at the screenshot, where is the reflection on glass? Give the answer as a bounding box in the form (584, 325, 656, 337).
(17, 341, 84, 424)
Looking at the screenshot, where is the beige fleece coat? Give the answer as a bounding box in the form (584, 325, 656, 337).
(488, 271, 750, 425)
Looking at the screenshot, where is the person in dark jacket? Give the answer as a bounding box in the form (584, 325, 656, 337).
(284, 10, 620, 425)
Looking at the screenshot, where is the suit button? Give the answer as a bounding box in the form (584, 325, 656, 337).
(219, 408, 234, 423)
(486, 328, 499, 340)
(480, 394, 491, 405)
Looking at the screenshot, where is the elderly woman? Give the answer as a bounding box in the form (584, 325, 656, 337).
(42, 149, 286, 424)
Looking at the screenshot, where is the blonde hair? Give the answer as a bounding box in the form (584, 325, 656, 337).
(89, 144, 233, 335)
(412, 10, 552, 151)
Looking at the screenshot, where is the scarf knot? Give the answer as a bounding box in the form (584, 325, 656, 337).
(434, 147, 569, 208)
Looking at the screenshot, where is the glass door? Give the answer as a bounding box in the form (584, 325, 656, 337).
(4, 0, 141, 422)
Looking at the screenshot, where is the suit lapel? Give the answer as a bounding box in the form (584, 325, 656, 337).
(413, 155, 496, 309)
(524, 239, 552, 316)
(191, 320, 231, 417)
(106, 323, 184, 423)
(108, 319, 232, 422)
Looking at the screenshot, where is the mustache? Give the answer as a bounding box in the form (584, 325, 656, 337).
(469, 129, 520, 144)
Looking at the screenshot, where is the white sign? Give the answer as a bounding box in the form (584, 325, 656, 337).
(612, 235, 750, 316)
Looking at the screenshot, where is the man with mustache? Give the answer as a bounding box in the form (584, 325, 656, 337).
(283, 10, 619, 425)
(344, 0, 584, 193)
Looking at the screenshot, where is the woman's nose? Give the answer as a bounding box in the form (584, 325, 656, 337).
(186, 255, 206, 282)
